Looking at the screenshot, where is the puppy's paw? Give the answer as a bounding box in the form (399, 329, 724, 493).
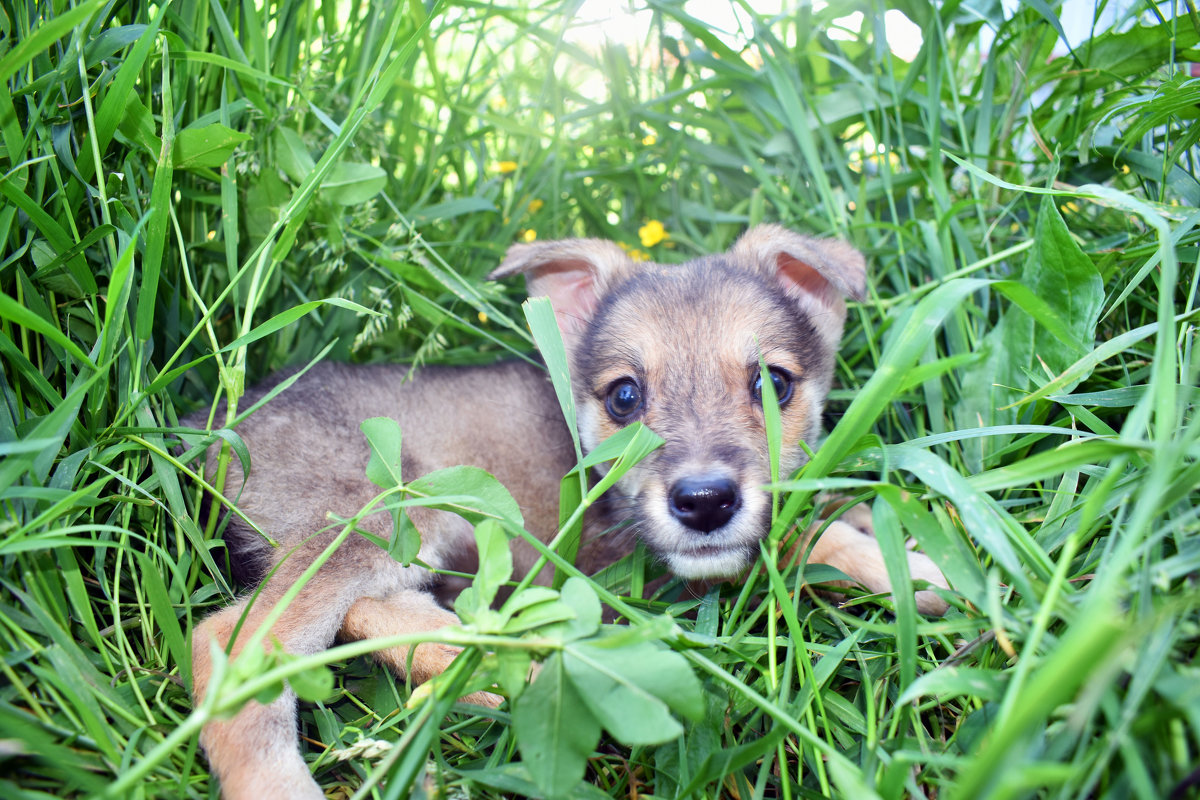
(905, 548, 950, 616)
(814, 493, 874, 535)
(796, 519, 951, 616)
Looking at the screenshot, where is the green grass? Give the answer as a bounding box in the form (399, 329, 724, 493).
(2, 0, 1199, 797)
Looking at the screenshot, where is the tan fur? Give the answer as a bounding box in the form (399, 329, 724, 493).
(189, 225, 949, 799)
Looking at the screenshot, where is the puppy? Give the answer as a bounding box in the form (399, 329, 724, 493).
(188, 224, 949, 799)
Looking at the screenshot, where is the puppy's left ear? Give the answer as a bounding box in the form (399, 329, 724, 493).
(730, 224, 867, 346)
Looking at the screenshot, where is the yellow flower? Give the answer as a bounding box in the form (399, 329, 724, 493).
(528, 198, 544, 213)
(520, 228, 537, 242)
(628, 248, 648, 262)
(496, 161, 518, 174)
(642, 134, 657, 146)
(478, 311, 489, 324)
(638, 220, 668, 248)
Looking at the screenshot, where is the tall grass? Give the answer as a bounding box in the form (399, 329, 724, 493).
(1, 0, 1198, 797)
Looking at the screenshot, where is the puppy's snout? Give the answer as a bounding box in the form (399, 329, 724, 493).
(668, 476, 741, 533)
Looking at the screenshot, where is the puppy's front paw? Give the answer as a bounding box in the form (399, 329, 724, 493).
(905, 548, 950, 616)
(814, 493, 874, 535)
(408, 681, 503, 709)
(795, 519, 950, 616)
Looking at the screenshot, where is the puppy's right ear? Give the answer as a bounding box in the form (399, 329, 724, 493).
(489, 239, 635, 347)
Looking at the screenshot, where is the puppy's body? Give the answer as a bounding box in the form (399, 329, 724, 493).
(190, 226, 948, 799)
(211, 361, 589, 587)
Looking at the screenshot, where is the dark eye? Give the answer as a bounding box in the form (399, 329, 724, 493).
(751, 368, 794, 406)
(605, 379, 643, 420)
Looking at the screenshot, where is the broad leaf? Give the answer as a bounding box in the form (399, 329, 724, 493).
(958, 197, 1102, 467)
(454, 520, 513, 619)
(274, 126, 316, 183)
(173, 122, 250, 169)
(514, 653, 600, 799)
(360, 417, 402, 490)
(404, 466, 524, 531)
(558, 576, 601, 641)
(321, 161, 386, 205)
(564, 639, 703, 745)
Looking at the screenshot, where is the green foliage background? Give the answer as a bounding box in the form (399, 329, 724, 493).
(1, 0, 1198, 797)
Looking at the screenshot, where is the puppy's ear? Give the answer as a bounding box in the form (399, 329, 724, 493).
(730, 224, 867, 346)
(489, 239, 636, 346)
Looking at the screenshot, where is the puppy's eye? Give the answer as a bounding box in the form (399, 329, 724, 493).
(605, 379, 643, 420)
(751, 368, 794, 406)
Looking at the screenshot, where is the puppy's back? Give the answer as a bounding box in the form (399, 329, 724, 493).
(187, 360, 576, 585)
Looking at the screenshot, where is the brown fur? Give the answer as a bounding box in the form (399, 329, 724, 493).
(189, 224, 948, 799)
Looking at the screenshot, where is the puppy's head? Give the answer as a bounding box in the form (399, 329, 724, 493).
(491, 225, 866, 578)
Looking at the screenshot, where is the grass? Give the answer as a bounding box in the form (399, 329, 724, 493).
(1, 0, 1199, 797)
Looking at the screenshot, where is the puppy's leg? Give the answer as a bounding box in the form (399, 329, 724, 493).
(342, 589, 502, 707)
(192, 571, 359, 800)
(795, 519, 950, 615)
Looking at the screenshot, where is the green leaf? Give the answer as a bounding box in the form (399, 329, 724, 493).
(273, 126, 316, 183)
(871, 500, 918, 687)
(499, 586, 560, 615)
(241, 647, 284, 706)
(385, 511, 422, 566)
(1021, 197, 1104, 370)
(575, 423, 664, 502)
(99, 230, 137, 369)
(881, 445, 1043, 600)
(527, 290, 587, 588)
(967, 438, 1143, 494)
(405, 466, 524, 531)
(472, 519, 514, 604)
(897, 666, 1008, 705)
(494, 648, 535, 701)
(320, 161, 386, 205)
(361, 417, 403, 490)
(360, 416, 415, 563)
(514, 653, 601, 799)
(0, 367, 104, 490)
(502, 598, 577, 634)
(554, 473, 585, 591)
(958, 197, 1102, 461)
(172, 122, 250, 169)
(564, 639, 702, 745)
(558, 577, 601, 641)
(286, 662, 335, 703)
(454, 519, 513, 618)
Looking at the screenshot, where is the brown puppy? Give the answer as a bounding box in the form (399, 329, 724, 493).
(189, 225, 948, 799)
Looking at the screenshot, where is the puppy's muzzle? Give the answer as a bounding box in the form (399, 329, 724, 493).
(668, 474, 742, 533)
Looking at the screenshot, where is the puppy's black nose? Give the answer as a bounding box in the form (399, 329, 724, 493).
(668, 476, 740, 533)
